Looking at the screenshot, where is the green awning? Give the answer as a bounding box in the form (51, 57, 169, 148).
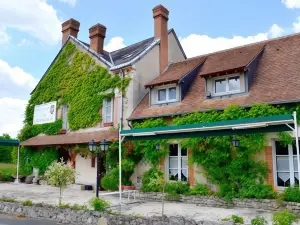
(121, 114, 294, 141)
(0, 139, 20, 146)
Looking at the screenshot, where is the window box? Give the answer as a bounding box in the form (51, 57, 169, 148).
(59, 129, 67, 134)
(104, 122, 114, 127)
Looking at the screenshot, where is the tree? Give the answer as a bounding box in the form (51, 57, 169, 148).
(0, 133, 13, 163)
(44, 159, 77, 205)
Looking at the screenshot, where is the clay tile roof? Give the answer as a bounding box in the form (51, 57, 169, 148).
(130, 33, 300, 120)
(20, 130, 118, 147)
(145, 57, 206, 87)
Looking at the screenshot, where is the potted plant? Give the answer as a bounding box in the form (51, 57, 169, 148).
(60, 129, 67, 134)
(121, 179, 135, 191)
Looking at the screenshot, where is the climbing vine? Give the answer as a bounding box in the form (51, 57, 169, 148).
(19, 41, 130, 141)
(133, 103, 300, 199)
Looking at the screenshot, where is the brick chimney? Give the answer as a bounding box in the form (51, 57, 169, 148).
(61, 18, 80, 46)
(153, 5, 169, 74)
(89, 24, 107, 55)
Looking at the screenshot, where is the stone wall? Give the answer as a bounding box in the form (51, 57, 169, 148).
(135, 192, 300, 215)
(0, 201, 231, 225)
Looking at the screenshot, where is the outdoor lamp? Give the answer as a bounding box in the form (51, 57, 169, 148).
(155, 144, 160, 150)
(88, 140, 97, 152)
(231, 138, 240, 147)
(100, 139, 109, 152)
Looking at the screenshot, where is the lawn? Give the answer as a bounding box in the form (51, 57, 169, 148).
(0, 163, 16, 182)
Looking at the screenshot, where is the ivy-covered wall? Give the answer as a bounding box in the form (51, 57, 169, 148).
(131, 103, 300, 199)
(16, 40, 130, 175)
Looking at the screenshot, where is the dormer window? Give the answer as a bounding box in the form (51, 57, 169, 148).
(157, 87, 177, 103)
(215, 76, 240, 94)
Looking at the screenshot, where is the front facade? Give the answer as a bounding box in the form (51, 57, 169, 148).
(129, 31, 300, 190)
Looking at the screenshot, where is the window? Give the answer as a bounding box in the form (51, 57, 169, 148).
(274, 141, 300, 187)
(62, 104, 69, 130)
(157, 87, 177, 103)
(168, 144, 188, 181)
(103, 98, 113, 123)
(214, 76, 240, 94)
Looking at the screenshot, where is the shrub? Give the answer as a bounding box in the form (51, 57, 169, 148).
(0, 197, 16, 202)
(283, 186, 300, 203)
(272, 210, 298, 225)
(0, 168, 15, 181)
(165, 182, 190, 195)
(71, 203, 88, 210)
(58, 203, 70, 209)
(251, 216, 267, 225)
(101, 167, 119, 191)
(21, 200, 33, 206)
(231, 215, 244, 224)
(238, 184, 276, 199)
(189, 184, 210, 196)
(88, 197, 110, 211)
(140, 168, 163, 192)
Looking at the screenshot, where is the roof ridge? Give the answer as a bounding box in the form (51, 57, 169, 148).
(184, 32, 300, 61)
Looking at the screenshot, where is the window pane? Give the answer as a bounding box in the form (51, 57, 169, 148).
(276, 156, 290, 171)
(275, 141, 289, 155)
(169, 157, 178, 169)
(294, 156, 300, 171)
(181, 157, 188, 169)
(169, 144, 178, 156)
(169, 169, 178, 181)
(181, 148, 187, 156)
(292, 141, 300, 155)
(169, 87, 176, 100)
(277, 172, 290, 187)
(295, 172, 299, 185)
(215, 79, 226, 93)
(228, 76, 240, 91)
(158, 89, 166, 101)
(181, 169, 188, 181)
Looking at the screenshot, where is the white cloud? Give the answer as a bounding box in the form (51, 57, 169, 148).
(104, 37, 126, 52)
(58, 0, 76, 7)
(0, 27, 9, 45)
(0, 0, 61, 45)
(18, 38, 32, 47)
(0, 59, 37, 99)
(282, 0, 300, 8)
(0, 98, 27, 138)
(268, 24, 285, 38)
(293, 17, 300, 32)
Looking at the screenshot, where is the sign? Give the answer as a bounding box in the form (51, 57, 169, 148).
(33, 101, 57, 125)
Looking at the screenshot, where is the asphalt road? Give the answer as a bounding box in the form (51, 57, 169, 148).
(0, 214, 73, 225)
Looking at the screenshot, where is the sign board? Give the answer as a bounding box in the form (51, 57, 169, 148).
(33, 101, 57, 125)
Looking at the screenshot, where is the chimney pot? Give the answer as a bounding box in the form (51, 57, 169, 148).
(89, 24, 107, 55)
(61, 18, 80, 46)
(153, 4, 169, 73)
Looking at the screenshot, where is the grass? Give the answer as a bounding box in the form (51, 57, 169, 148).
(0, 164, 16, 182)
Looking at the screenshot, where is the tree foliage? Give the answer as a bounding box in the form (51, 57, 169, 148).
(0, 133, 13, 163)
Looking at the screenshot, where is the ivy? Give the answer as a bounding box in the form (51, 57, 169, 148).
(19, 41, 130, 140)
(133, 104, 300, 200)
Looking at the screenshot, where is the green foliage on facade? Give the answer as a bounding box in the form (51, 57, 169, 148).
(0, 133, 13, 163)
(135, 104, 300, 200)
(12, 147, 58, 175)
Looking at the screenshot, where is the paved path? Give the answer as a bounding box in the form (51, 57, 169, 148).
(0, 183, 276, 224)
(0, 214, 73, 225)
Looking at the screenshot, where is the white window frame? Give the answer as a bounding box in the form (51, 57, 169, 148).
(167, 144, 188, 182)
(103, 98, 113, 123)
(62, 104, 69, 130)
(157, 86, 177, 104)
(272, 140, 299, 189)
(213, 75, 241, 95)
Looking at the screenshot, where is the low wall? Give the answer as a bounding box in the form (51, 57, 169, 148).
(0, 201, 231, 225)
(135, 192, 300, 215)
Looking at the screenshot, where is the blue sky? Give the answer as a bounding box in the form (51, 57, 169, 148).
(1, 0, 300, 137)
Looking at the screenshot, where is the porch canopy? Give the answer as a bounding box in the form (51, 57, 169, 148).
(0, 139, 19, 146)
(121, 114, 294, 141)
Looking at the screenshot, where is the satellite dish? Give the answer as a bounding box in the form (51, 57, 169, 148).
(206, 91, 211, 98)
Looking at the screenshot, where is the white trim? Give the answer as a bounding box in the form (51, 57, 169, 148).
(213, 74, 241, 96)
(157, 86, 178, 104)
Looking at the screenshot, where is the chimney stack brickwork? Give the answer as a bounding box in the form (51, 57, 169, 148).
(153, 5, 169, 74)
(61, 18, 80, 46)
(89, 24, 107, 55)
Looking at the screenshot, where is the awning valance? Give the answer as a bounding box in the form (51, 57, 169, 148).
(121, 114, 294, 141)
(0, 139, 19, 146)
(21, 130, 118, 147)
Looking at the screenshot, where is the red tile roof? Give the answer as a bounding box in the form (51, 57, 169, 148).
(130, 33, 300, 120)
(21, 130, 118, 147)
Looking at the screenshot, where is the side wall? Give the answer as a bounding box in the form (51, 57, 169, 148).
(75, 154, 96, 185)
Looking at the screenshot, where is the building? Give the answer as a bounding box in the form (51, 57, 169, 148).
(128, 30, 300, 190)
(20, 5, 186, 185)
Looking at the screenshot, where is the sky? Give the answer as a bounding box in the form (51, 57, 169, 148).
(1, 0, 300, 138)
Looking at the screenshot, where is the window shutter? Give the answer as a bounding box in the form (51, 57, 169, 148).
(91, 157, 96, 168)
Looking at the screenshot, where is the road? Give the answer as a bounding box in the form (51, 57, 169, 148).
(0, 214, 73, 225)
